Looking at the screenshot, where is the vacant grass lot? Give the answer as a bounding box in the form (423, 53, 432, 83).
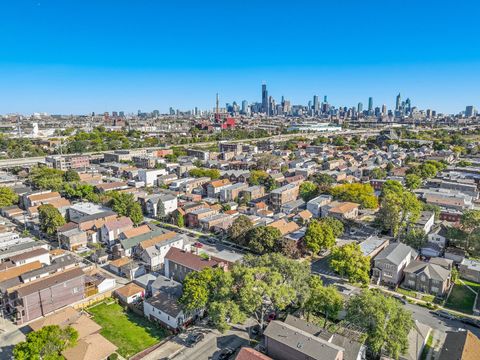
(445, 280, 478, 314)
(88, 299, 168, 358)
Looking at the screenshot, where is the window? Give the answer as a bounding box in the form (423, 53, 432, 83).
(408, 280, 415, 287)
(431, 286, 439, 293)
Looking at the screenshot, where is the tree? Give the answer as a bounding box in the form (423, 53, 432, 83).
(38, 204, 66, 236)
(63, 169, 80, 182)
(305, 276, 343, 327)
(321, 217, 344, 238)
(208, 300, 246, 333)
(299, 181, 319, 202)
(248, 170, 269, 186)
(376, 180, 422, 238)
(189, 168, 221, 180)
(228, 215, 253, 245)
(457, 210, 480, 254)
(173, 211, 185, 228)
(128, 202, 144, 225)
(0, 186, 19, 207)
(330, 243, 370, 284)
(312, 173, 335, 193)
(371, 168, 387, 179)
(180, 254, 310, 333)
(346, 290, 414, 359)
(28, 166, 65, 191)
(304, 219, 336, 254)
(245, 226, 282, 254)
(13, 325, 78, 360)
(242, 253, 311, 307)
(157, 200, 166, 219)
(263, 176, 278, 192)
(403, 229, 426, 250)
(109, 192, 144, 225)
(405, 174, 422, 190)
(329, 183, 378, 209)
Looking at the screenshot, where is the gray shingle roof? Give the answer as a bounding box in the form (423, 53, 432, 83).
(375, 242, 417, 266)
(404, 260, 451, 281)
(264, 320, 343, 360)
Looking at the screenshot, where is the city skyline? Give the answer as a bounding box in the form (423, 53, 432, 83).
(1, 1, 480, 114)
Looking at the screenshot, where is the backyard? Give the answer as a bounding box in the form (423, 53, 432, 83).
(444, 279, 479, 314)
(87, 299, 168, 358)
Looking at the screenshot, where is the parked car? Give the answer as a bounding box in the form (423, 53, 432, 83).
(187, 332, 205, 347)
(431, 310, 456, 320)
(460, 317, 480, 328)
(193, 242, 204, 248)
(393, 295, 407, 305)
(218, 347, 235, 360)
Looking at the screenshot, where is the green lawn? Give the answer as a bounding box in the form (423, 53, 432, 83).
(445, 280, 478, 314)
(87, 300, 168, 358)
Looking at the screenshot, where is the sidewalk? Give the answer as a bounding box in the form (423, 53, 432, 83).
(371, 284, 480, 320)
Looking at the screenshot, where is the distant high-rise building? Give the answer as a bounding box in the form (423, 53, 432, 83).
(313, 95, 320, 114)
(323, 95, 328, 103)
(466, 105, 476, 117)
(368, 97, 373, 113)
(426, 109, 432, 118)
(381, 104, 387, 116)
(241, 100, 248, 114)
(357, 102, 363, 114)
(405, 98, 412, 114)
(395, 93, 401, 111)
(262, 84, 269, 115)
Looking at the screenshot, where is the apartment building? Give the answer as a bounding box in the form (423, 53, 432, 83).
(269, 184, 299, 211)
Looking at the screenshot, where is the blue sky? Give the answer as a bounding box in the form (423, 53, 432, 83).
(1, 0, 479, 114)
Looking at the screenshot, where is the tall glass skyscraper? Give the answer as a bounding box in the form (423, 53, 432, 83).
(262, 84, 269, 115)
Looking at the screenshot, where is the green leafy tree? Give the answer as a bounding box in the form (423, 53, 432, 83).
(245, 226, 282, 254)
(28, 166, 65, 191)
(38, 204, 66, 236)
(189, 168, 221, 180)
(312, 173, 335, 193)
(128, 202, 144, 225)
(455, 210, 480, 254)
(305, 276, 343, 326)
(346, 290, 414, 359)
(63, 169, 80, 182)
(299, 181, 319, 202)
(403, 229, 426, 250)
(0, 186, 19, 207)
(157, 200, 166, 219)
(109, 192, 143, 225)
(377, 180, 422, 238)
(329, 183, 378, 209)
(371, 168, 387, 179)
(321, 217, 344, 238)
(209, 300, 246, 333)
(405, 174, 422, 190)
(248, 170, 269, 186)
(175, 211, 185, 228)
(228, 215, 253, 245)
(13, 325, 78, 360)
(242, 253, 311, 307)
(304, 219, 336, 254)
(330, 243, 370, 284)
(180, 254, 310, 332)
